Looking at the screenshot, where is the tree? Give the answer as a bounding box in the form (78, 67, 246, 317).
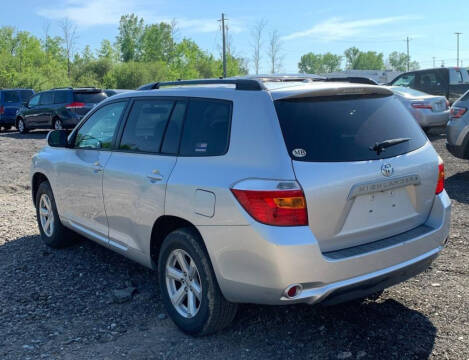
(298, 52, 342, 74)
(140, 23, 174, 63)
(97, 39, 117, 61)
(59, 18, 78, 79)
(388, 51, 419, 71)
(267, 29, 282, 74)
(117, 14, 144, 62)
(250, 19, 267, 75)
(344, 47, 360, 69)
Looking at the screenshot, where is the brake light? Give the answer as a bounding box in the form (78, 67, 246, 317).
(436, 158, 444, 195)
(411, 102, 432, 109)
(65, 102, 85, 109)
(450, 106, 467, 118)
(0, 105, 3, 114)
(231, 186, 308, 226)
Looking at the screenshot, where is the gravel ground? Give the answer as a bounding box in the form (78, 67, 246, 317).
(0, 129, 467, 360)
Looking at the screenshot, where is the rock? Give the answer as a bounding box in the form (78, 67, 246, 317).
(158, 313, 167, 320)
(431, 283, 441, 287)
(112, 287, 136, 304)
(337, 351, 352, 359)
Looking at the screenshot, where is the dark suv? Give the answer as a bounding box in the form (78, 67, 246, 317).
(0, 89, 34, 131)
(16, 87, 107, 134)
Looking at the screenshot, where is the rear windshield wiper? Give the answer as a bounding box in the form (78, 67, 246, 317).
(369, 137, 411, 155)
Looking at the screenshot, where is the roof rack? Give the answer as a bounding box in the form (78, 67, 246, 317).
(323, 77, 378, 85)
(50, 87, 73, 90)
(137, 79, 266, 91)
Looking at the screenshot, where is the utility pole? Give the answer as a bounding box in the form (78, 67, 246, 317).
(432, 57, 436, 68)
(406, 36, 410, 71)
(218, 13, 227, 78)
(455, 32, 462, 67)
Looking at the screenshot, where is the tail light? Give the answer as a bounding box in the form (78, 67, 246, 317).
(65, 102, 85, 109)
(436, 158, 444, 195)
(231, 180, 308, 226)
(450, 106, 467, 118)
(411, 102, 432, 109)
(0, 105, 4, 114)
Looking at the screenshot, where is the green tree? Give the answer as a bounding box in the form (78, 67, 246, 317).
(140, 23, 174, 63)
(298, 52, 342, 74)
(117, 14, 144, 62)
(97, 39, 118, 61)
(344, 47, 360, 69)
(388, 51, 409, 72)
(354, 51, 384, 70)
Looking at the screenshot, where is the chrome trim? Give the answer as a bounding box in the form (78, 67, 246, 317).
(348, 174, 421, 199)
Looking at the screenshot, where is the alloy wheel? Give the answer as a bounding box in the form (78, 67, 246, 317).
(39, 194, 54, 237)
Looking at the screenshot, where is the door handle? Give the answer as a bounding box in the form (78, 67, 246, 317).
(93, 161, 104, 173)
(147, 169, 163, 182)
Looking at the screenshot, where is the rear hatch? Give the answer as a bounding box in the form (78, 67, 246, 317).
(274, 86, 438, 252)
(1, 90, 22, 120)
(72, 90, 107, 117)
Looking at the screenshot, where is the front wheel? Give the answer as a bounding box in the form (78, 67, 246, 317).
(17, 118, 28, 134)
(158, 228, 238, 336)
(53, 118, 64, 130)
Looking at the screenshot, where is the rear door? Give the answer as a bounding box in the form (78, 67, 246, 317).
(274, 91, 438, 252)
(2, 90, 22, 122)
(103, 98, 184, 253)
(72, 90, 108, 119)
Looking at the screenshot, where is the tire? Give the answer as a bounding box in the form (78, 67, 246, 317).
(35, 181, 75, 248)
(17, 118, 28, 134)
(53, 118, 64, 130)
(158, 228, 238, 336)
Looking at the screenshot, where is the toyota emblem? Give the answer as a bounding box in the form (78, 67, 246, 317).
(381, 164, 394, 177)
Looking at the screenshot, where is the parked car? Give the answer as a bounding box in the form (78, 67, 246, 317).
(31, 77, 450, 335)
(388, 86, 449, 131)
(447, 90, 469, 159)
(389, 67, 469, 104)
(0, 88, 34, 131)
(16, 87, 107, 133)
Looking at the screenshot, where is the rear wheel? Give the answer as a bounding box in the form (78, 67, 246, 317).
(17, 118, 28, 134)
(158, 228, 238, 336)
(35, 181, 75, 248)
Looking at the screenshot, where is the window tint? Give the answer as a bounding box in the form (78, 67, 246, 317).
(54, 91, 69, 104)
(179, 100, 231, 156)
(28, 94, 40, 107)
(75, 102, 126, 149)
(19, 90, 34, 102)
(418, 72, 440, 88)
(74, 92, 107, 103)
(39, 92, 54, 105)
(392, 74, 415, 87)
(119, 100, 174, 153)
(4, 91, 20, 103)
(274, 95, 427, 162)
(161, 101, 186, 154)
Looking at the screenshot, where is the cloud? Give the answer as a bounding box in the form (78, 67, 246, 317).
(37, 0, 243, 33)
(282, 16, 418, 41)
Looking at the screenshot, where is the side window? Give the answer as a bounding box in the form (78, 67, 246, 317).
(75, 102, 126, 149)
(28, 94, 40, 107)
(54, 91, 69, 104)
(161, 101, 187, 154)
(392, 74, 415, 87)
(39, 92, 54, 105)
(179, 100, 231, 156)
(119, 99, 174, 153)
(418, 72, 440, 88)
(4, 91, 20, 103)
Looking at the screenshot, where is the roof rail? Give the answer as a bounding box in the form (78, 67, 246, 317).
(323, 77, 378, 85)
(137, 78, 266, 91)
(50, 87, 73, 90)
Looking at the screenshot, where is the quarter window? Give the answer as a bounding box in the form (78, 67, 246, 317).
(28, 94, 40, 107)
(75, 102, 126, 149)
(179, 100, 231, 156)
(119, 100, 174, 153)
(54, 91, 69, 104)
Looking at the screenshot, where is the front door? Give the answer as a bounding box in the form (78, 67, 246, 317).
(103, 99, 185, 253)
(23, 93, 41, 127)
(58, 101, 128, 244)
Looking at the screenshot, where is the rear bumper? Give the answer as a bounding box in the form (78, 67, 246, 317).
(417, 110, 449, 128)
(0, 116, 15, 125)
(199, 191, 451, 305)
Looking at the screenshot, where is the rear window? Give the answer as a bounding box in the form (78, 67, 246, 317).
(73, 91, 107, 104)
(3, 91, 20, 103)
(275, 94, 427, 162)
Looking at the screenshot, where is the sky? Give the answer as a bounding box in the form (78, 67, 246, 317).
(1, 0, 468, 73)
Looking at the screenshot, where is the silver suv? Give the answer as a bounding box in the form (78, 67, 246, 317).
(31, 76, 451, 335)
(447, 90, 469, 159)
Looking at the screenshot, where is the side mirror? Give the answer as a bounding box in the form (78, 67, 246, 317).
(47, 130, 69, 148)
